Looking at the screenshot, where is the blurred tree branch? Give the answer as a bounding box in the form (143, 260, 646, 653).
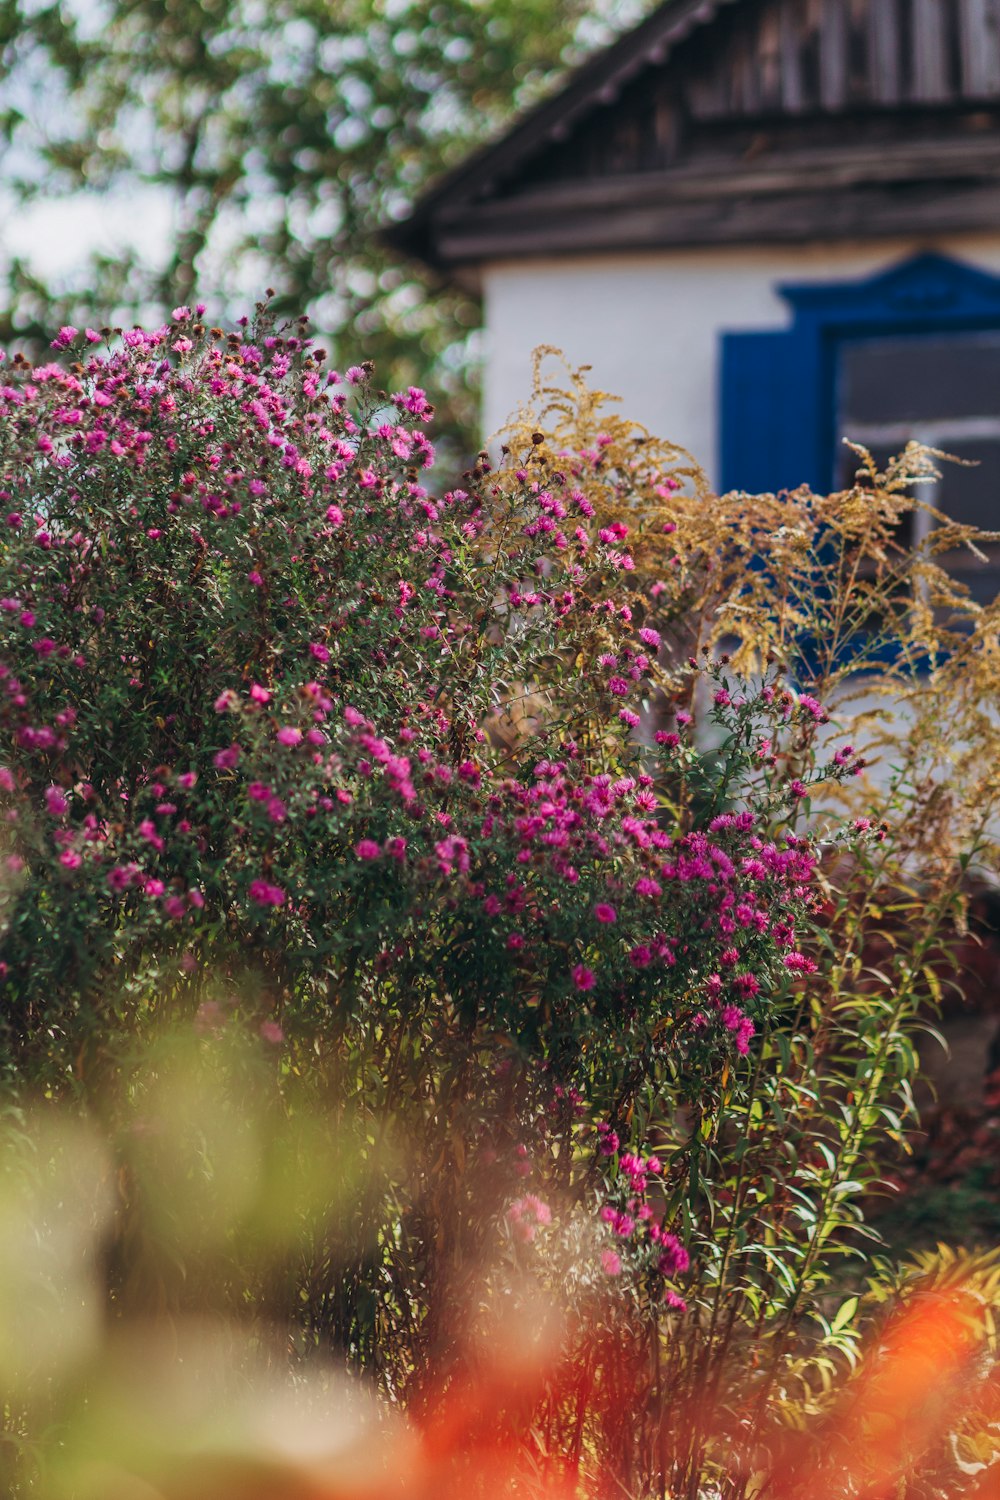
(0, 0, 650, 466)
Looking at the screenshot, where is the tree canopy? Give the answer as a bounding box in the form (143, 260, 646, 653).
(0, 0, 648, 461)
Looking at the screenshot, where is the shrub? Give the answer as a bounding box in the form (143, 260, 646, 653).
(0, 314, 998, 1497)
(0, 317, 831, 1069)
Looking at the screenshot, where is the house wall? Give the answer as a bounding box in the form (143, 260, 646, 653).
(481, 234, 1000, 487)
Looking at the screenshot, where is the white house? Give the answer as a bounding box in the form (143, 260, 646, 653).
(388, 0, 1000, 604)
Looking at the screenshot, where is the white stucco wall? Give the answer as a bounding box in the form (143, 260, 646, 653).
(481, 234, 1000, 487)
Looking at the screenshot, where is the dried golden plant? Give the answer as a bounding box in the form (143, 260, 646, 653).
(496, 348, 1000, 882)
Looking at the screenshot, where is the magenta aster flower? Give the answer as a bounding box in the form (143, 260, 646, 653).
(248, 879, 285, 908)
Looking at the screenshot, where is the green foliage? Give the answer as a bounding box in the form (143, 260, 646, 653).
(0, 0, 649, 460)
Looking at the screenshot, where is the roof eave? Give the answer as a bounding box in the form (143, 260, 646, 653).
(384, 0, 741, 265)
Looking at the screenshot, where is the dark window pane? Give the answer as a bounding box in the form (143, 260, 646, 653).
(935, 440, 1000, 607)
(840, 330, 1000, 427)
(932, 544, 1000, 608)
(836, 331, 1000, 607)
(937, 438, 1000, 534)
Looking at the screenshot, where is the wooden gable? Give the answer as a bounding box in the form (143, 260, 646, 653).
(390, 0, 1000, 270)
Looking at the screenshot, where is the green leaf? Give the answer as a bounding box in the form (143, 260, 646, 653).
(830, 1295, 858, 1333)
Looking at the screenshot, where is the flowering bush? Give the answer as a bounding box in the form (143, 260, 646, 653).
(0, 312, 863, 1090)
(1, 314, 998, 1497)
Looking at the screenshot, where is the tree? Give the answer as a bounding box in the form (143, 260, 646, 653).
(0, 0, 649, 463)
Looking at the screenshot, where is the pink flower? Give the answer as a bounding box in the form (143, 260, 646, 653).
(259, 1019, 284, 1044)
(735, 1018, 755, 1055)
(213, 745, 241, 770)
(44, 786, 68, 817)
(797, 693, 826, 721)
(59, 849, 82, 869)
(309, 642, 330, 662)
(250, 683, 271, 704)
(572, 963, 595, 991)
(533, 1199, 551, 1226)
(508, 1194, 552, 1242)
(434, 835, 470, 875)
(248, 879, 285, 908)
(138, 818, 164, 851)
(398, 385, 431, 416)
(593, 902, 616, 924)
(355, 839, 380, 860)
(657, 1235, 690, 1276)
(601, 1250, 622, 1276)
(276, 726, 302, 746)
(608, 676, 629, 697)
(639, 627, 660, 648)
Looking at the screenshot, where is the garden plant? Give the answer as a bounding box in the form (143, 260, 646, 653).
(0, 311, 997, 1497)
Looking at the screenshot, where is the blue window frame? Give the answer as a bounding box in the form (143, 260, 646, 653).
(719, 252, 1000, 496)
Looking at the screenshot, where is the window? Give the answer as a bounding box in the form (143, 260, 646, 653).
(837, 331, 1000, 605)
(721, 254, 1000, 609)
